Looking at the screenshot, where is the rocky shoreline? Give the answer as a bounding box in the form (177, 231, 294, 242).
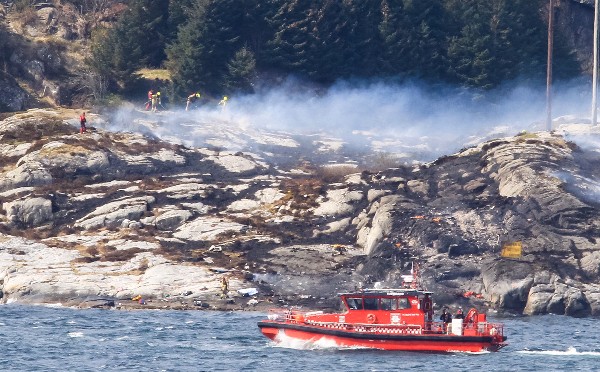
(1, 109, 600, 317)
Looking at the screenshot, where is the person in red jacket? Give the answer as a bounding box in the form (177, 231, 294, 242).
(145, 89, 153, 110)
(80, 112, 87, 133)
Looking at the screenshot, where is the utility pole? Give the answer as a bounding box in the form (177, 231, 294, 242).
(593, 0, 599, 126)
(546, 0, 555, 132)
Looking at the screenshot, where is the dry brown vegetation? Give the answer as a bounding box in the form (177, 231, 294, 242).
(0, 119, 74, 145)
(278, 178, 324, 211)
(314, 164, 360, 183)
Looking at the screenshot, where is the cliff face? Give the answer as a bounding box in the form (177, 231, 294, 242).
(1, 109, 600, 316)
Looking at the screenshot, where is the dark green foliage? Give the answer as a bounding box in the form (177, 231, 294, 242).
(225, 46, 257, 94)
(88, 0, 170, 89)
(266, 0, 318, 78)
(91, 0, 582, 96)
(165, 0, 209, 97)
(167, 0, 197, 41)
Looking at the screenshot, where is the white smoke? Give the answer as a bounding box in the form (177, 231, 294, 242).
(106, 77, 598, 163)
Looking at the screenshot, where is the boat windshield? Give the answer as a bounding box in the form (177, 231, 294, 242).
(364, 297, 378, 310)
(344, 295, 415, 311)
(346, 297, 362, 310)
(398, 297, 411, 309)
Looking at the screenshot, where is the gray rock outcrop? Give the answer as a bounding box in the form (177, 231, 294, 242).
(0, 111, 599, 317)
(3, 196, 53, 226)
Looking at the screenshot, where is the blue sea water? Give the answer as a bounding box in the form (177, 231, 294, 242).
(1, 305, 599, 371)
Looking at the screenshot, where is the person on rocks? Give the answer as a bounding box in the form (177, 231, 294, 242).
(440, 307, 452, 332)
(145, 89, 153, 110)
(218, 95, 228, 112)
(79, 112, 87, 133)
(186, 92, 201, 111)
(151, 91, 159, 112)
(220, 276, 229, 298)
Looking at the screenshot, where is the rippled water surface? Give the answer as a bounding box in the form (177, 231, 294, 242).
(1, 305, 599, 371)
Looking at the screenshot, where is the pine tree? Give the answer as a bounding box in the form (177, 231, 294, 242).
(399, 0, 448, 80)
(347, 0, 385, 78)
(236, 0, 279, 67)
(446, 0, 496, 88)
(310, 0, 354, 81)
(266, 0, 318, 78)
(379, 0, 408, 76)
(225, 46, 257, 94)
(165, 0, 209, 97)
(199, 0, 245, 93)
(87, 0, 170, 89)
(167, 0, 197, 42)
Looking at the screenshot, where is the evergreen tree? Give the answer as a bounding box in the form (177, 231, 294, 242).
(401, 0, 448, 80)
(379, 0, 408, 76)
(345, 0, 385, 78)
(129, 0, 170, 67)
(237, 0, 279, 68)
(167, 0, 197, 42)
(88, 0, 170, 88)
(310, 0, 354, 81)
(165, 0, 209, 97)
(446, 0, 497, 88)
(89, 22, 143, 87)
(199, 0, 246, 93)
(266, 0, 318, 78)
(225, 46, 257, 94)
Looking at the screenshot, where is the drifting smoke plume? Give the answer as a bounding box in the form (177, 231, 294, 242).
(107, 78, 596, 163)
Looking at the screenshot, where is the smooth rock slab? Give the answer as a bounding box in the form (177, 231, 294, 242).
(173, 216, 247, 241)
(75, 196, 155, 229)
(155, 209, 193, 231)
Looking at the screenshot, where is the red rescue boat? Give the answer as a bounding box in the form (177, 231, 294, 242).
(258, 265, 507, 352)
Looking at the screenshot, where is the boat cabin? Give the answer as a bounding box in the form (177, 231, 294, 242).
(334, 289, 433, 326)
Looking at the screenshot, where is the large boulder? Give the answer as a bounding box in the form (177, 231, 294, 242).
(75, 196, 155, 230)
(0, 161, 52, 191)
(3, 197, 53, 226)
(358, 195, 400, 255)
(18, 141, 110, 176)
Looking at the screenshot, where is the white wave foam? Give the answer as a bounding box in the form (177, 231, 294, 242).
(68, 332, 84, 338)
(271, 330, 366, 351)
(448, 349, 490, 354)
(518, 346, 600, 356)
(43, 303, 65, 308)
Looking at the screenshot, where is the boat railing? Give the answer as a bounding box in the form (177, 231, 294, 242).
(266, 309, 504, 338)
(266, 309, 325, 323)
(423, 321, 505, 337)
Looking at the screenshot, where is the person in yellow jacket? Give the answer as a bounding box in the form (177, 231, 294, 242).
(151, 92, 158, 112)
(220, 276, 229, 298)
(218, 96, 228, 112)
(186, 92, 201, 111)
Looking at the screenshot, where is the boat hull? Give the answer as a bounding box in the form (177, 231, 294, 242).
(258, 321, 506, 352)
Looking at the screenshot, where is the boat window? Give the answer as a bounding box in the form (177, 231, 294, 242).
(398, 297, 411, 309)
(364, 297, 379, 310)
(346, 297, 363, 310)
(380, 298, 394, 310)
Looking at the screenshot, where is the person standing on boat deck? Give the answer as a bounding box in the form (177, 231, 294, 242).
(440, 307, 452, 332)
(455, 308, 465, 319)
